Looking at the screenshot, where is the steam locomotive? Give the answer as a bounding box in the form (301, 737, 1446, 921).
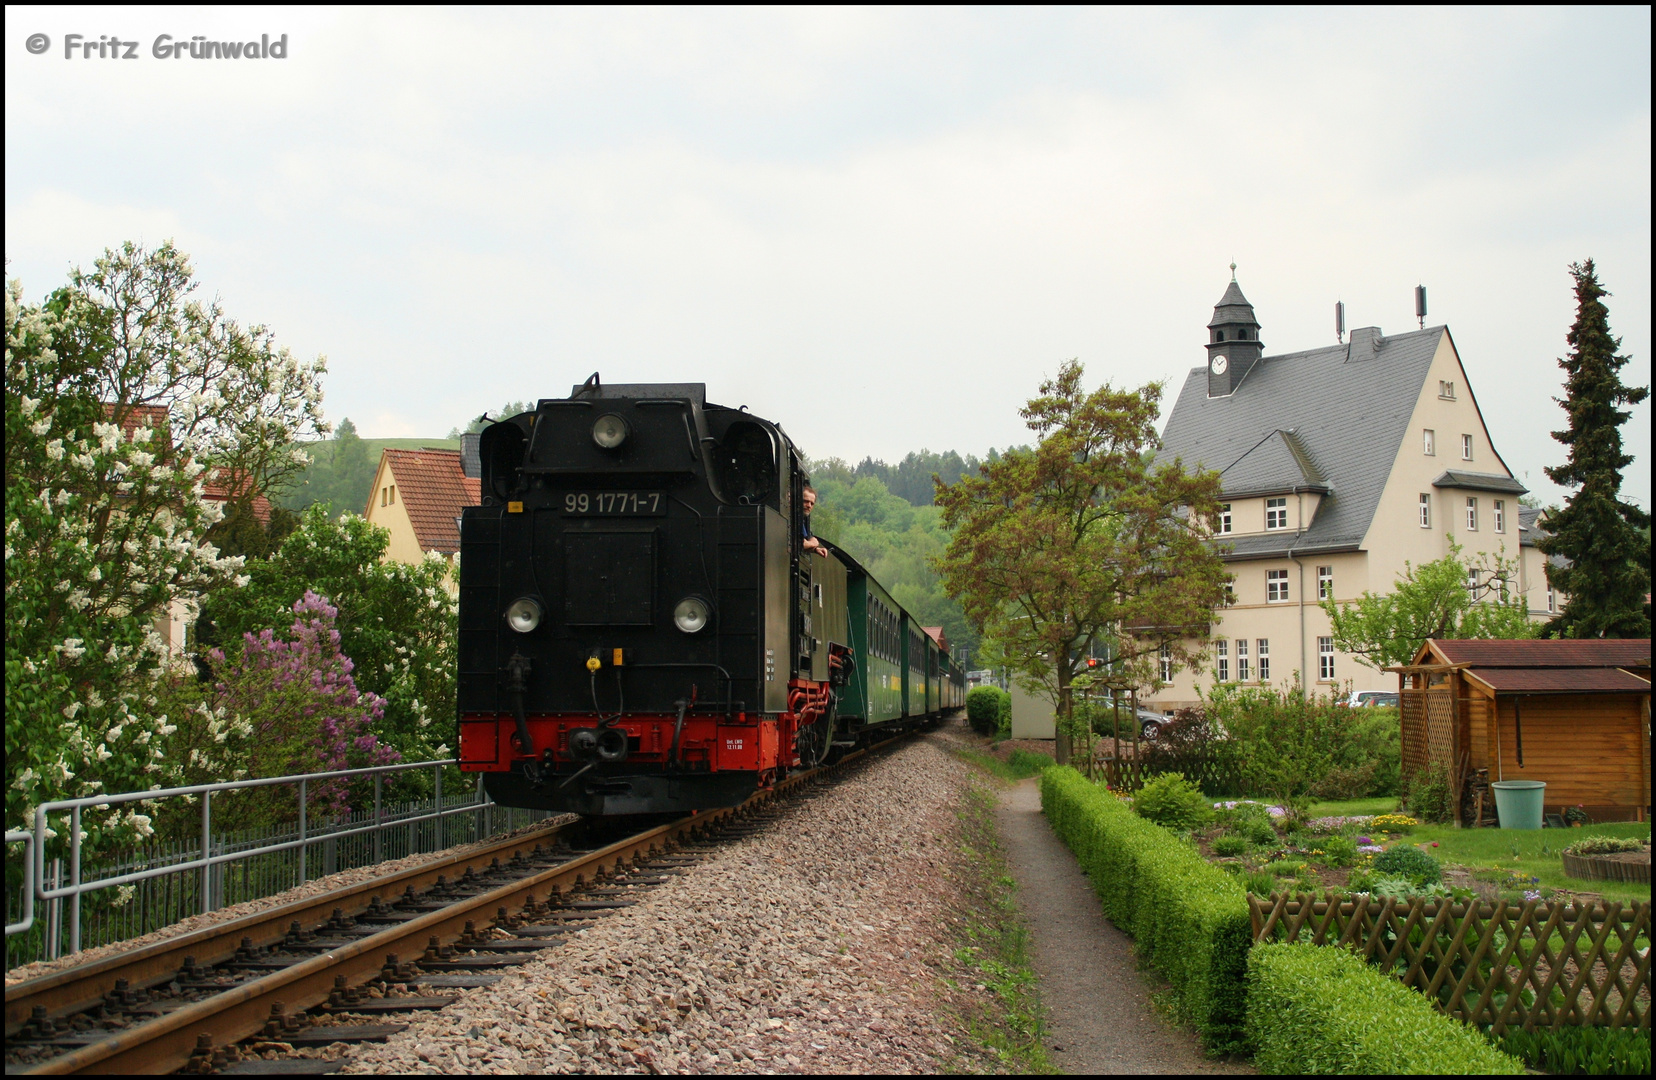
(456, 376, 965, 816)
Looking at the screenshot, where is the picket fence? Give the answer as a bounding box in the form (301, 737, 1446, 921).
(1249, 893, 1652, 1033)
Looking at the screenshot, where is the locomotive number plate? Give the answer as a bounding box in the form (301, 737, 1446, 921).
(559, 491, 666, 515)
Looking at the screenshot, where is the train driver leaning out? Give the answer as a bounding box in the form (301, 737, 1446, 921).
(801, 485, 828, 558)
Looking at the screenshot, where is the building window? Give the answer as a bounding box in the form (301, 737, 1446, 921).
(1419, 493, 1431, 528)
(1216, 640, 1229, 682)
(1462, 434, 1473, 460)
(1266, 497, 1288, 530)
(1317, 637, 1335, 681)
(1423, 429, 1435, 455)
(1236, 638, 1250, 682)
(380, 487, 388, 507)
(1439, 380, 1455, 399)
(1222, 580, 1235, 605)
(389, 484, 397, 504)
(1466, 567, 1481, 600)
(1256, 639, 1269, 682)
(1266, 568, 1289, 602)
(1493, 499, 1505, 533)
(1547, 586, 1556, 613)
(1159, 644, 1173, 683)
(1466, 497, 1478, 531)
(1218, 504, 1232, 534)
(1317, 565, 1333, 600)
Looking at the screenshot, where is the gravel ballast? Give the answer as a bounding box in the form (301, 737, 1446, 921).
(345, 732, 986, 1074)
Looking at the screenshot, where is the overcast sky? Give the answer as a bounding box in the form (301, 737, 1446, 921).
(6, 6, 1650, 508)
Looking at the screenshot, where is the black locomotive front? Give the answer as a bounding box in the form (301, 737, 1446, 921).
(456, 376, 816, 815)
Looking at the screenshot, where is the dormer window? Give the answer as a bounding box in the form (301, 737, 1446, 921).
(1265, 497, 1288, 530)
(1218, 504, 1232, 534)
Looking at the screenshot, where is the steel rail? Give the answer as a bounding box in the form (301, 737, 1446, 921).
(8, 748, 863, 1076)
(5, 816, 575, 1038)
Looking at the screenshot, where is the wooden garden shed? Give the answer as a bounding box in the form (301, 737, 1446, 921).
(1392, 639, 1651, 825)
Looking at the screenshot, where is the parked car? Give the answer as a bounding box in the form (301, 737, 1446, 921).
(1091, 702, 1169, 740)
(1345, 690, 1399, 708)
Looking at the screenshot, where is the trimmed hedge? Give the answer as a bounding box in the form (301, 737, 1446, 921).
(1246, 943, 1521, 1075)
(967, 685, 1009, 735)
(1040, 766, 1252, 1053)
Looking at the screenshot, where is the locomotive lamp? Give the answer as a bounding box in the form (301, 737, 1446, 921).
(591, 413, 629, 449)
(673, 596, 710, 634)
(505, 597, 543, 633)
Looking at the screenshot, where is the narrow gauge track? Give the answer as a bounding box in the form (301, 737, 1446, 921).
(5, 739, 899, 1075)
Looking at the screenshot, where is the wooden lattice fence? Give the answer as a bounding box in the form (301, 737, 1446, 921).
(1098, 754, 1237, 795)
(1249, 893, 1652, 1032)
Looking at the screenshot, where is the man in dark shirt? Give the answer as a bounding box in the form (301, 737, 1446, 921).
(802, 485, 827, 558)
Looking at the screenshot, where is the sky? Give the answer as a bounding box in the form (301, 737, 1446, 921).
(6, 6, 1651, 510)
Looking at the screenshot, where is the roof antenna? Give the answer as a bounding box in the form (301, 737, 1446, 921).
(1335, 300, 1345, 344)
(1415, 285, 1427, 330)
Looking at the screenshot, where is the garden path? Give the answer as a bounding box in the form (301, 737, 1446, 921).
(997, 778, 1252, 1075)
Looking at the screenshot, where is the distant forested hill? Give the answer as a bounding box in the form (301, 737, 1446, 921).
(805, 449, 1017, 667)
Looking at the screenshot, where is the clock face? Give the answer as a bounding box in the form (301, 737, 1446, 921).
(1210, 354, 1228, 375)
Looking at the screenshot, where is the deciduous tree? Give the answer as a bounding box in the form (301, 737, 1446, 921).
(1537, 260, 1651, 638)
(1321, 539, 1536, 670)
(933, 361, 1228, 763)
(5, 242, 327, 849)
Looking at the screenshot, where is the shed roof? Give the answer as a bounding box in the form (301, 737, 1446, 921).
(1419, 639, 1652, 668)
(1463, 666, 1651, 694)
(1160, 324, 1449, 558)
(377, 449, 480, 554)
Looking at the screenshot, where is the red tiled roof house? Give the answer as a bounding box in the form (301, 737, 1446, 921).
(1395, 639, 1651, 824)
(362, 448, 480, 588)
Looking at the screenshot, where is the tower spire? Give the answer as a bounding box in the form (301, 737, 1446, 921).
(1230, 259, 1237, 282)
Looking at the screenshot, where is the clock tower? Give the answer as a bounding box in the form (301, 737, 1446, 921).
(1206, 265, 1264, 397)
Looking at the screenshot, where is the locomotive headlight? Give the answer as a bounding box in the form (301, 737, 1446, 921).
(591, 413, 629, 449)
(672, 596, 710, 634)
(505, 597, 543, 633)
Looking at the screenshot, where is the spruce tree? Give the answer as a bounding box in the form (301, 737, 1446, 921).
(1537, 260, 1651, 638)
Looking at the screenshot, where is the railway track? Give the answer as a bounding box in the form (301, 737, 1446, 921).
(5, 741, 892, 1075)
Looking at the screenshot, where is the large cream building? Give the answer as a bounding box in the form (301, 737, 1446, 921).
(1145, 278, 1559, 712)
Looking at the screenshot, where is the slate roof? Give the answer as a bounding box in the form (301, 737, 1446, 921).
(1159, 324, 1449, 559)
(377, 449, 480, 554)
(1218, 429, 1328, 498)
(1432, 470, 1527, 494)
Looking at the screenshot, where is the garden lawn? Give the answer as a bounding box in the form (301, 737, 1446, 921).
(1305, 796, 1395, 818)
(1408, 821, 1650, 906)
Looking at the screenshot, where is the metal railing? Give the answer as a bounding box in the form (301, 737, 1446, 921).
(6, 759, 554, 967)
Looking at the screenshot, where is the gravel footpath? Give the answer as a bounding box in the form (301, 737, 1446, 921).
(4, 815, 574, 988)
(345, 733, 990, 1074)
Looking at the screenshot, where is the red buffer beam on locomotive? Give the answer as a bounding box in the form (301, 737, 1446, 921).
(455, 375, 965, 817)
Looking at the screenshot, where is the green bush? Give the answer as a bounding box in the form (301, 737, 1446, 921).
(1246, 943, 1521, 1074)
(1212, 834, 1248, 857)
(1217, 801, 1281, 845)
(1132, 772, 1213, 831)
(967, 686, 1008, 736)
(1401, 761, 1457, 823)
(1041, 767, 1251, 1053)
(1243, 871, 1276, 896)
(1494, 1025, 1651, 1075)
(1203, 685, 1400, 803)
(1319, 834, 1359, 868)
(1371, 845, 1442, 886)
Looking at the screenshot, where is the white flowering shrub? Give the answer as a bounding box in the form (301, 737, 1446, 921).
(5, 242, 327, 855)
